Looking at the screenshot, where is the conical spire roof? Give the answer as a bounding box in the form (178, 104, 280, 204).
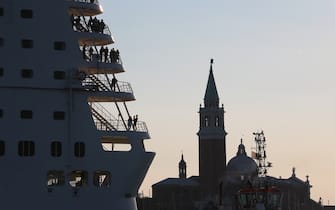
(179, 154, 186, 166)
(204, 59, 219, 107)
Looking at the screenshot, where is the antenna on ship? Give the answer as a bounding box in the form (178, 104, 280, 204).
(252, 131, 272, 177)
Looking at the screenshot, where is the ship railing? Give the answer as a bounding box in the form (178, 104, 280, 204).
(89, 102, 148, 132)
(83, 75, 133, 94)
(95, 120, 148, 132)
(72, 0, 99, 5)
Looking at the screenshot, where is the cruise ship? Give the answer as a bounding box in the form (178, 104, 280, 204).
(0, 0, 155, 209)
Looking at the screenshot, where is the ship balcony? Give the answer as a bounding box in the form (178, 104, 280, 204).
(80, 51, 125, 74)
(89, 102, 150, 139)
(83, 74, 135, 102)
(72, 16, 114, 46)
(68, 0, 103, 16)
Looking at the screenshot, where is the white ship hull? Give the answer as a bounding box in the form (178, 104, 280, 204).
(0, 0, 154, 209)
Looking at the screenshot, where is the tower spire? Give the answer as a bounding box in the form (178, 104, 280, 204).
(204, 59, 219, 108)
(198, 59, 227, 196)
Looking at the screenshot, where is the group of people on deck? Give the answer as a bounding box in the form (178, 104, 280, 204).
(82, 45, 120, 63)
(128, 115, 138, 131)
(71, 15, 106, 34)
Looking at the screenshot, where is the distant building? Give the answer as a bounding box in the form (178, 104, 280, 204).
(147, 60, 324, 210)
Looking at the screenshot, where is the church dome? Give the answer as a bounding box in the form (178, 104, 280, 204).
(225, 140, 258, 182)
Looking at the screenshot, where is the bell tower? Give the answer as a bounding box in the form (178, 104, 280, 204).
(179, 154, 187, 179)
(197, 59, 227, 196)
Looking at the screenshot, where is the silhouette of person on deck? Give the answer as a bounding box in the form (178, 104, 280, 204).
(99, 46, 104, 62)
(133, 115, 138, 130)
(127, 116, 132, 130)
(111, 77, 117, 91)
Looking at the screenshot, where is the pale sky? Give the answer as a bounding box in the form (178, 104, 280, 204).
(100, 0, 335, 204)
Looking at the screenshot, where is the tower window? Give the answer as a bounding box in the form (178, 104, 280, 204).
(51, 141, 62, 157)
(0, 68, 3, 77)
(215, 116, 220, 127)
(21, 69, 33, 78)
(0, 37, 3, 47)
(53, 111, 65, 120)
(21, 9, 33, 19)
(0, 109, 3, 118)
(21, 39, 34, 48)
(0, 8, 3, 16)
(204, 116, 209, 127)
(21, 110, 33, 119)
(0, 141, 5, 156)
(53, 71, 66, 80)
(74, 142, 85, 157)
(93, 171, 111, 187)
(18, 141, 35, 156)
(54, 41, 66, 51)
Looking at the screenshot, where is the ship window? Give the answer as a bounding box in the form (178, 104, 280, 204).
(0, 141, 5, 156)
(21, 9, 33, 19)
(53, 71, 66, 80)
(93, 170, 111, 187)
(47, 171, 65, 187)
(0, 8, 3, 16)
(53, 111, 65, 120)
(101, 143, 131, 152)
(54, 41, 66, 51)
(18, 141, 35, 156)
(74, 142, 85, 157)
(20, 110, 33, 119)
(69, 170, 88, 187)
(215, 116, 219, 127)
(51, 141, 62, 157)
(21, 69, 33, 78)
(21, 39, 34, 48)
(0, 68, 3, 77)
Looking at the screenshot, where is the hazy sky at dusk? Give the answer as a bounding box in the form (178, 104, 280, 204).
(100, 0, 335, 203)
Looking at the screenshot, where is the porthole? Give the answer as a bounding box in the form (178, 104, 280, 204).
(53, 71, 66, 80)
(0, 141, 5, 156)
(74, 142, 85, 157)
(93, 170, 111, 187)
(54, 41, 66, 51)
(18, 141, 35, 156)
(21, 39, 33, 48)
(21, 110, 33, 119)
(21, 69, 33, 78)
(51, 141, 62, 157)
(47, 170, 65, 187)
(69, 170, 88, 187)
(21, 9, 33, 19)
(53, 111, 65, 120)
